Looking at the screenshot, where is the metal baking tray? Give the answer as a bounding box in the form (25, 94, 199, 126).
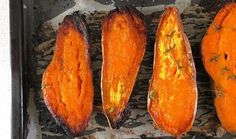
(10, 0, 236, 138)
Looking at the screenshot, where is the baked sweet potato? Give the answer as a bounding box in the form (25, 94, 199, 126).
(201, 3, 236, 133)
(148, 7, 197, 136)
(42, 15, 94, 136)
(101, 7, 146, 128)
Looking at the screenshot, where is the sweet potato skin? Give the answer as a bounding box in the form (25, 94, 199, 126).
(42, 15, 94, 136)
(148, 7, 197, 136)
(101, 7, 146, 128)
(201, 3, 236, 133)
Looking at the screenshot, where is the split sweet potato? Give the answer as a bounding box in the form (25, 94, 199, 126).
(148, 7, 197, 136)
(201, 3, 236, 133)
(42, 15, 94, 136)
(101, 7, 146, 128)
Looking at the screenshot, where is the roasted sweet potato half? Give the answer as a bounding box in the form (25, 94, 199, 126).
(201, 3, 236, 133)
(42, 15, 94, 136)
(148, 7, 197, 136)
(101, 7, 146, 128)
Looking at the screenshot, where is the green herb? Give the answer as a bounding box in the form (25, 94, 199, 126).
(165, 43, 191, 78)
(175, 59, 193, 78)
(221, 66, 230, 75)
(209, 54, 220, 62)
(168, 49, 186, 77)
(212, 22, 221, 32)
(227, 74, 236, 80)
(149, 90, 156, 99)
(164, 44, 183, 72)
(164, 44, 176, 54)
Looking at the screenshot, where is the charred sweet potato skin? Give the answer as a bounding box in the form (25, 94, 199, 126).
(42, 15, 94, 136)
(101, 7, 146, 128)
(148, 7, 197, 136)
(201, 3, 236, 133)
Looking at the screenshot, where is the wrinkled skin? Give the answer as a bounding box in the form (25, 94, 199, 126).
(202, 3, 236, 133)
(148, 7, 197, 136)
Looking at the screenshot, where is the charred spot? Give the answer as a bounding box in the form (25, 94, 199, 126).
(224, 53, 228, 60)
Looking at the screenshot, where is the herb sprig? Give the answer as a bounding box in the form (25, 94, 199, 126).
(209, 54, 220, 62)
(209, 53, 236, 80)
(163, 31, 192, 78)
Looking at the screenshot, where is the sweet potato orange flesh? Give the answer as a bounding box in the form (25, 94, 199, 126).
(148, 7, 197, 136)
(42, 15, 94, 136)
(101, 7, 146, 128)
(201, 3, 236, 133)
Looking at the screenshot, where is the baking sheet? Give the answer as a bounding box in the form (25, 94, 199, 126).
(24, 0, 236, 138)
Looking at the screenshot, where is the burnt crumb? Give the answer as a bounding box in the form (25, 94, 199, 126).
(140, 134, 147, 138)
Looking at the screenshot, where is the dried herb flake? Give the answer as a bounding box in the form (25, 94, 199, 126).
(164, 44, 176, 54)
(221, 66, 230, 75)
(209, 54, 220, 62)
(227, 74, 236, 80)
(176, 59, 183, 70)
(149, 90, 156, 99)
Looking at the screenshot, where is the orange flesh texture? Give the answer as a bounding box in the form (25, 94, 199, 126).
(201, 3, 236, 132)
(101, 9, 146, 128)
(148, 7, 197, 136)
(42, 16, 94, 135)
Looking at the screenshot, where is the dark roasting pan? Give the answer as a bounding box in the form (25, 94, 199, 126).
(10, 0, 236, 138)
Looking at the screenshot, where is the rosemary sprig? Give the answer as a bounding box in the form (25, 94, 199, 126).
(209, 54, 220, 62)
(221, 66, 230, 75)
